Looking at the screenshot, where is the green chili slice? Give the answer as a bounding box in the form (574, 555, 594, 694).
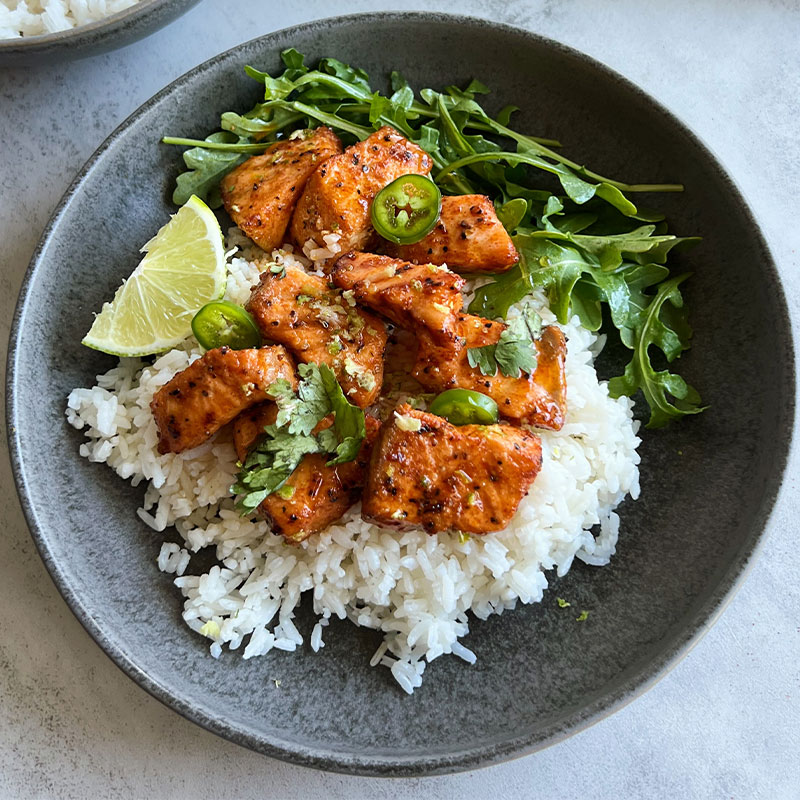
(191, 300, 262, 350)
(371, 173, 442, 244)
(429, 389, 499, 426)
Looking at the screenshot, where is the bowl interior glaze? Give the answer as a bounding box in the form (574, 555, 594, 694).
(7, 13, 794, 776)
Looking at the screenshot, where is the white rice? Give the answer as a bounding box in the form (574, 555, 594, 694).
(0, 0, 141, 38)
(66, 244, 640, 693)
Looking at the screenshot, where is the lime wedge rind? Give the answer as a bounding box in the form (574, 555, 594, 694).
(82, 196, 227, 358)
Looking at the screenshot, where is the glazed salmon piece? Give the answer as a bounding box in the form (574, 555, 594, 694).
(331, 253, 567, 429)
(413, 317, 568, 430)
(290, 125, 433, 257)
(233, 404, 381, 543)
(331, 252, 464, 344)
(384, 195, 519, 273)
(220, 127, 342, 251)
(362, 404, 543, 535)
(231, 402, 280, 463)
(151, 345, 297, 455)
(245, 264, 387, 408)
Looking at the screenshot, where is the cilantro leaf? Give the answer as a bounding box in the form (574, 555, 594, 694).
(493, 316, 539, 378)
(234, 362, 367, 512)
(318, 363, 367, 465)
(232, 425, 321, 511)
(467, 301, 541, 378)
(163, 49, 702, 428)
(293, 363, 332, 434)
(268, 378, 301, 430)
(467, 346, 497, 376)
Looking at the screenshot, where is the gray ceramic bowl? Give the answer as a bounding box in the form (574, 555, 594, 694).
(0, 0, 201, 66)
(7, 12, 795, 777)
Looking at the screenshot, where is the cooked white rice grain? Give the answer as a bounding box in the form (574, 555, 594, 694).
(65, 243, 640, 692)
(0, 0, 142, 39)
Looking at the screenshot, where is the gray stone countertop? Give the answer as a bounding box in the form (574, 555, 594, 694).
(1, 0, 798, 797)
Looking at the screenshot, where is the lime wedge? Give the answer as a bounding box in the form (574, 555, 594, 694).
(82, 195, 226, 357)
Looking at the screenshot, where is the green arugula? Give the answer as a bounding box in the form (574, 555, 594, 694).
(470, 234, 704, 427)
(467, 302, 542, 378)
(171, 132, 249, 207)
(162, 48, 682, 207)
(232, 363, 366, 512)
(607, 274, 705, 428)
(162, 49, 704, 427)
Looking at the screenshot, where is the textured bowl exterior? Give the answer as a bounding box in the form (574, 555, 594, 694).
(6, 13, 795, 777)
(0, 0, 201, 66)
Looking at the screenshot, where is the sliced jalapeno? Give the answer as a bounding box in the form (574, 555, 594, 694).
(371, 174, 442, 244)
(429, 389, 499, 426)
(191, 300, 262, 350)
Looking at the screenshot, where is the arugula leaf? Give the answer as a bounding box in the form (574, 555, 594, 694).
(496, 198, 528, 232)
(389, 71, 415, 111)
(568, 280, 604, 331)
(280, 47, 307, 77)
(220, 104, 305, 139)
(318, 56, 373, 95)
(470, 235, 587, 322)
(164, 48, 682, 204)
(470, 232, 704, 425)
(527, 225, 700, 271)
(608, 274, 706, 428)
(171, 132, 248, 207)
(162, 48, 703, 427)
(435, 150, 644, 215)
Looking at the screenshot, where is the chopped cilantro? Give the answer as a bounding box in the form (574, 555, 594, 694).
(467, 301, 541, 378)
(576, 610, 590, 622)
(269, 263, 286, 278)
(199, 620, 220, 638)
(327, 336, 343, 355)
(556, 597, 571, 608)
(233, 363, 365, 511)
(231, 424, 321, 511)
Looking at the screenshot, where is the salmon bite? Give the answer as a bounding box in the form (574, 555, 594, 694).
(67, 47, 702, 690)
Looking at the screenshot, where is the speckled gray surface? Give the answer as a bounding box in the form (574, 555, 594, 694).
(1, 0, 799, 797)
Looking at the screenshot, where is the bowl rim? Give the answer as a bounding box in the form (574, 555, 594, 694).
(6, 10, 796, 777)
(0, 0, 194, 53)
